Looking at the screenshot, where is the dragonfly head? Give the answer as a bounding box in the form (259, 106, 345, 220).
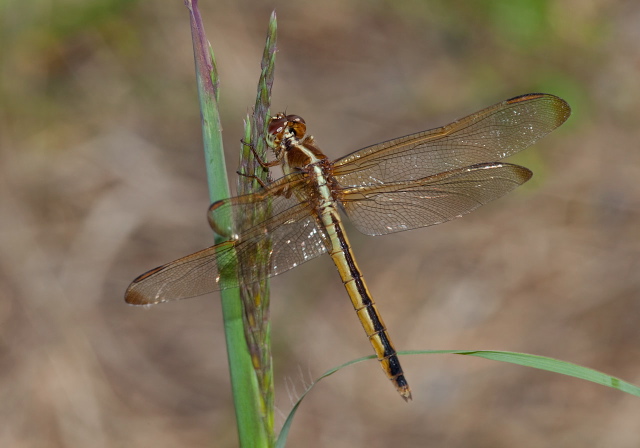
(267, 113, 307, 150)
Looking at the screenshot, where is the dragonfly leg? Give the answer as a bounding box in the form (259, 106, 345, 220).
(240, 139, 280, 170)
(236, 170, 269, 189)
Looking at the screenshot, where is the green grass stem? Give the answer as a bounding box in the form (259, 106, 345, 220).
(185, 1, 273, 446)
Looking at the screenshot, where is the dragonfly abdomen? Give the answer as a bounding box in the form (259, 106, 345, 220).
(317, 190, 412, 400)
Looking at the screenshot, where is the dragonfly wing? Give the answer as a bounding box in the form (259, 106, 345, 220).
(339, 162, 532, 236)
(208, 175, 330, 279)
(125, 175, 329, 305)
(333, 93, 569, 187)
(125, 241, 237, 305)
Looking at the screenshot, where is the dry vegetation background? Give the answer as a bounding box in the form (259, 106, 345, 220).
(2, 0, 640, 447)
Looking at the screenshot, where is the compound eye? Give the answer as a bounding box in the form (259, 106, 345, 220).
(286, 114, 305, 125)
(267, 114, 287, 136)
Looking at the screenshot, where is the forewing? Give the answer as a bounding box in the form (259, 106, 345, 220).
(125, 175, 329, 305)
(339, 163, 532, 236)
(333, 93, 570, 187)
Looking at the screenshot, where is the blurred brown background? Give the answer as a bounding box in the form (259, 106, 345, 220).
(2, 0, 640, 447)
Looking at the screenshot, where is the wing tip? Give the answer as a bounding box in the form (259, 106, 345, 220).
(506, 93, 572, 127)
(513, 164, 534, 183)
(124, 286, 154, 306)
(123, 264, 169, 305)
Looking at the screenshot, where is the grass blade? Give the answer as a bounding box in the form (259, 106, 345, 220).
(185, 1, 269, 446)
(276, 350, 640, 447)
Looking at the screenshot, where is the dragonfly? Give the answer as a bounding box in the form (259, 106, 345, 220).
(125, 93, 571, 401)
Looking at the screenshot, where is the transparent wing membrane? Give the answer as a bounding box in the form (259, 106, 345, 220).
(125, 176, 329, 305)
(340, 163, 532, 236)
(333, 94, 570, 187)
